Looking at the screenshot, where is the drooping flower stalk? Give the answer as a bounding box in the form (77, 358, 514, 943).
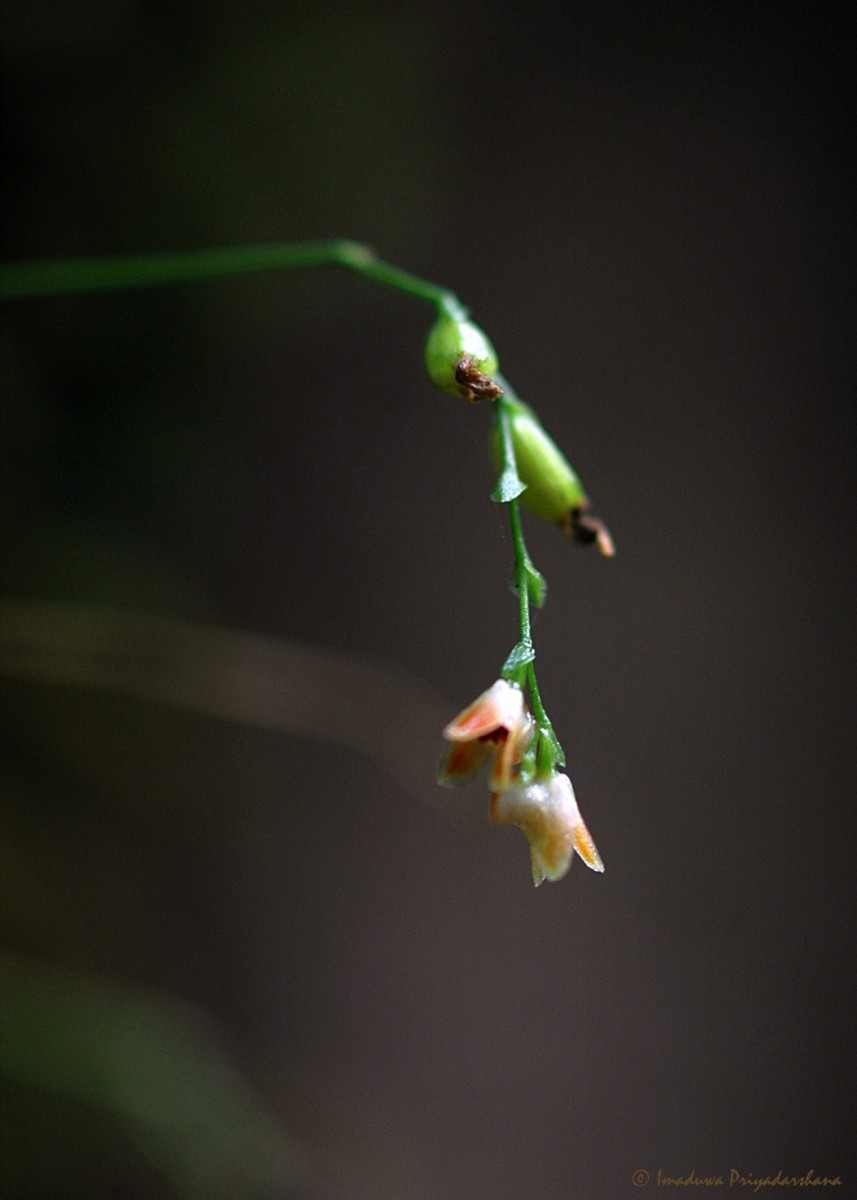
(2, 239, 612, 884)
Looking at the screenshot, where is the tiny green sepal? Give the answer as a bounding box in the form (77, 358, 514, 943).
(424, 311, 500, 402)
(508, 558, 547, 608)
(523, 560, 547, 608)
(491, 468, 527, 503)
(501, 640, 536, 681)
(536, 723, 565, 774)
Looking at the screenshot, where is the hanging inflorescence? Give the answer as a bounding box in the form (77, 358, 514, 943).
(424, 303, 613, 886)
(1, 240, 614, 885)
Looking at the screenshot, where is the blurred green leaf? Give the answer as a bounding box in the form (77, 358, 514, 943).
(0, 951, 299, 1199)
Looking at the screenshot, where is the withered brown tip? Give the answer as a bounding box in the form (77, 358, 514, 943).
(454, 355, 503, 404)
(567, 505, 616, 557)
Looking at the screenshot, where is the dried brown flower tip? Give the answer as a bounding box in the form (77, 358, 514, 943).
(454, 355, 503, 404)
(564, 504, 616, 557)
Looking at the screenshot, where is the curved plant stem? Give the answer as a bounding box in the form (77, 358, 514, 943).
(0, 239, 464, 318)
(2, 237, 566, 774)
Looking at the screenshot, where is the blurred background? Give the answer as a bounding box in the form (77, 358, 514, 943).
(2, 2, 854, 1197)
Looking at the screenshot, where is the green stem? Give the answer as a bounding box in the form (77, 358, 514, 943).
(494, 396, 530, 660)
(507, 493, 533, 655)
(495, 391, 565, 774)
(0, 239, 464, 316)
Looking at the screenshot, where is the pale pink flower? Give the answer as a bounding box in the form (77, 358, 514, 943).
(438, 679, 533, 791)
(491, 772, 604, 886)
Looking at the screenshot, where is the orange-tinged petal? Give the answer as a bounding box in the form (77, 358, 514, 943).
(438, 738, 493, 786)
(442, 679, 525, 743)
(574, 816, 605, 873)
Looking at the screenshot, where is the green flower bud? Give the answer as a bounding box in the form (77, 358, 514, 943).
(424, 310, 500, 402)
(491, 400, 585, 522)
(491, 400, 615, 555)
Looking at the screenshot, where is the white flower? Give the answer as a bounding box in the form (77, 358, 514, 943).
(491, 772, 604, 886)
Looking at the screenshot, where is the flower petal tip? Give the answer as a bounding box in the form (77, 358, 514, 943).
(574, 820, 605, 872)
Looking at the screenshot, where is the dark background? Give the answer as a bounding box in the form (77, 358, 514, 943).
(2, 2, 854, 1198)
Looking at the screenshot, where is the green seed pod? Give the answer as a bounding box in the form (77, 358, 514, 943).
(491, 399, 615, 554)
(491, 400, 587, 523)
(424, 311, 500, 402)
